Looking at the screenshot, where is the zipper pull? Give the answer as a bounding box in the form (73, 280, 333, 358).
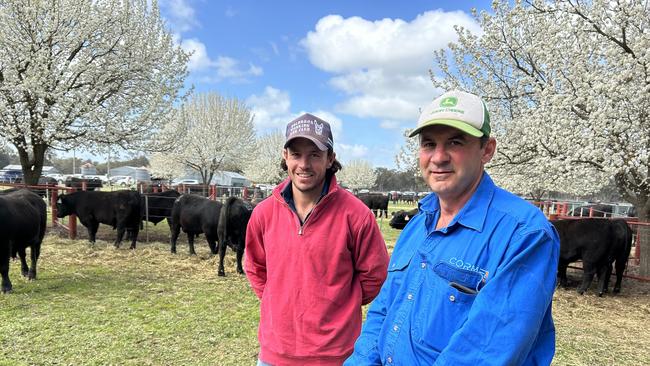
(299, 226, 303, 235)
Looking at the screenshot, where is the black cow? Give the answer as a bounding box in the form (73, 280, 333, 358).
(551, 218, 633, 296)
(141, 190, 181, 228)
(606, 219, 633, 294)
(389, 208, 419, 230)
(170, 194, 222, 255)
(216, 197, 253, 276)
(56, 190, 141, 248)
(0, 189, 46, 293)
(358, 193, 389, 218)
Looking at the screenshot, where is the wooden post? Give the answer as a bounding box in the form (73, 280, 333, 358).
(51, 189, 58, 225)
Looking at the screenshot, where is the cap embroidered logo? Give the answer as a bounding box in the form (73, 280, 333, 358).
(440, 97, 458, 107)
(315, 121, 323, 135)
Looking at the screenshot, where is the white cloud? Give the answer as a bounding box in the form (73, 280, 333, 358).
(160, 0, 199, 33)
(301, 11, 480, 74)
(180, 39, 263, 82)
(337, 143, 369, 160)
(247, 87, 292, 130)
(225, 6, 237, 18)
(180, 38, 214, 71)
(300, 10, 480, 122)
(379, 120, 402, 129)
(215, 56, 264, 79)
(246, 87, 344, 142)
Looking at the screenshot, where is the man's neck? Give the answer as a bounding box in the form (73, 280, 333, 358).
(291, 179, 327, 222)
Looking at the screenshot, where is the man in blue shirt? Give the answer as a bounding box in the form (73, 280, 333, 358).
(345, 90, 560, 365)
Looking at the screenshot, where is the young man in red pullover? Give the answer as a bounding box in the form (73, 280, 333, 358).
(245, 113, 389, 366)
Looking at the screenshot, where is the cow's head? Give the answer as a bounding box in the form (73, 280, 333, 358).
(55, 195, 72, 218)
(389, 210, 411, 230)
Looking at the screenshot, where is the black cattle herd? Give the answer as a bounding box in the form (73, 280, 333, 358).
(0, 186, 639, 297)
(0, 187, 255, 293)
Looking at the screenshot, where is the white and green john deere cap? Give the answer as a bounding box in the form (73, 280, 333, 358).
(409, 90, 491, 138)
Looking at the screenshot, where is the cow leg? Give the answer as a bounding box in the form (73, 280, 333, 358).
(557, 259, 569, 289)
(28, 244, 39, 280)
(217, 240, 227, 277)
(0, 245, 12, 293)
(87, 220, 100, 244)
(115, 225, 126, 248)
(613, 257, 627, 294)
(596, 264, 611, 297)
(188, 233, 196, 255)
(235, 246, 244, 275)
(170, 224, 180, 254)
(578, 262, 597, 295)
(129, 226, 139, 250)
(18, 247, 29, 277)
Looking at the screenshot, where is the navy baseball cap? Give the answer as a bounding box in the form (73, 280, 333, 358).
(284, 113, 334, 151)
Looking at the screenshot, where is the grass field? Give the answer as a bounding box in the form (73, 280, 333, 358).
(1, 202, 649, 365)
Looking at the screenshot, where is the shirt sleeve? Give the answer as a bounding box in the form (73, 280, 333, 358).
(352, 211, 389, 305)
(434, 228, 560, 365)
(244, 210, 267, 300)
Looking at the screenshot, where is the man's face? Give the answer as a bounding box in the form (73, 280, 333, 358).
(283, 138, 334, 199)
(418, 125, 495, 203)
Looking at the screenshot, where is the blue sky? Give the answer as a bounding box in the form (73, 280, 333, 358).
(157, 0, 491, 168)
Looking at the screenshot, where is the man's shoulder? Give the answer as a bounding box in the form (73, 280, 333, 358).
(491, 187, 550, 229)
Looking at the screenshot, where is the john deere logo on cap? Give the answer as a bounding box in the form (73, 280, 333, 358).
(440, 97, 458, 107)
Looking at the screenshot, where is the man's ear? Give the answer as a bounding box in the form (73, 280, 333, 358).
(481, 137, 497, 165)
(328, 151, 336, 168)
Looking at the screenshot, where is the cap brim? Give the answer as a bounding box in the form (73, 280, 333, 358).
(284, 135, 329, 151)
(408, 119, 484, 138)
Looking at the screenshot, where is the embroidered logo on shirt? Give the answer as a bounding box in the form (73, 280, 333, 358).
(449, 257, 489, 282)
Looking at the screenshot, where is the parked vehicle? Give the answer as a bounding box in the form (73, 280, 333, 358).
(171, 178, 200, 187)
(109, 175, 133, 187)
(45, 173, 66, 184)
(0, 169, 23, 183)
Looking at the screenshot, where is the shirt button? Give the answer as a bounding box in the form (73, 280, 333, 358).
(449, 295, 456, 302)
(393, 324, 399, 332)
(407, 293, 414, 300)
(421, 262, 426, 269)
(387, 356, 393, 364)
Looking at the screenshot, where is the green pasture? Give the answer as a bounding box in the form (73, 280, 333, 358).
(0, 201, 648, 365)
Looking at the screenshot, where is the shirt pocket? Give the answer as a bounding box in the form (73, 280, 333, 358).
(412, 262, 480, 351)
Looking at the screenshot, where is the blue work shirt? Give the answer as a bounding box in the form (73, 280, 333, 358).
(345, 173, 560, 365)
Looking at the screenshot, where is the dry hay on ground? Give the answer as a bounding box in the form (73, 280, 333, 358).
(552, 270, 650, 365)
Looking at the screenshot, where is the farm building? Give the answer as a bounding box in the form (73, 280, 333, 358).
(182, 171, 251, 187)
(108, 166, 151, 182)
(3, 164, 60, 175)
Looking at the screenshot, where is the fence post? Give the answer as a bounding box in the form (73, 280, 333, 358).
(69, 188, 77, 239)
(51, 189, 58, 225)
(639, 225, 650, 277)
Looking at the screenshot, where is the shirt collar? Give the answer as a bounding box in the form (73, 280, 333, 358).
(281, 171, 333, 212)
(419, 172, 495, 232)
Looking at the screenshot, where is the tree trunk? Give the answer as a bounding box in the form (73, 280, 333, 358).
(16, 143, 47, 186)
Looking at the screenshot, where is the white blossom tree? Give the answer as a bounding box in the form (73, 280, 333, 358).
(148, 152, 184, 183)
(242, 130, 286, 185)
(430, 0, 650, 275)
(166, 92, 256, 187)
(337, 159, 377, 191)
(395, 128, 419, 173)
(0, 0, 189, 184)
(430, 0, 649, 222)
